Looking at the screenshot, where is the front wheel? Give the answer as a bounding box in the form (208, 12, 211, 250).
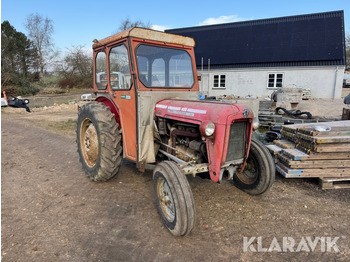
(153, 161, 196, 236)
(232, 139, 275, 195)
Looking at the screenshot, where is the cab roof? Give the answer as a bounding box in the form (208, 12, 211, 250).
(92, 27, 195, 49)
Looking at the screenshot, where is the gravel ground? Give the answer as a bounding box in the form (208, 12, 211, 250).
(1, 94, 350, 261)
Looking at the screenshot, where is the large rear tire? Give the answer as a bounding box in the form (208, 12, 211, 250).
(76, 102, 122, 181)
(153, 161, 196, 236)
(233, 139, 275, 195)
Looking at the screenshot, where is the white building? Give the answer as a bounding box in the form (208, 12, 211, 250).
(167, 11, 346, 99)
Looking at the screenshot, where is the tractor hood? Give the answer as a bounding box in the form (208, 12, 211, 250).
(155, 99, 254, 125)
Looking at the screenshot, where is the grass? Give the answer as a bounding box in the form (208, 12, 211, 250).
(46, 119, 77, 138)
(32, 76, 93, 96)
(48, 119, 76, 131)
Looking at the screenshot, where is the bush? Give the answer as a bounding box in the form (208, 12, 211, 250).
(58, 77, 76, 89)
(17, 84, 40, 96)
(58, 75, 93, 90)
(39, 87, 66, 95)
(1, 73, 40, 96)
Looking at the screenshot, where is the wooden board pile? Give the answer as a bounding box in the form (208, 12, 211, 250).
(266, 121, 350, 189)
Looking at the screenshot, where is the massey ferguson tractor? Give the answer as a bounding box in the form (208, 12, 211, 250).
(76, 27, 275, 236)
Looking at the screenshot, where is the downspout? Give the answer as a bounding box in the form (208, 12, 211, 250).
(208, 58, 211, 97)
(333, 66, 339, 99)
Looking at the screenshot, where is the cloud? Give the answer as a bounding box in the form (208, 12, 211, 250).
(198, 15, 245, 26)
(150, 15, 246, 32)
(151, 25, 169, 32)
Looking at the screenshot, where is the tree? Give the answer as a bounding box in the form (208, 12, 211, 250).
(118, 17, 151, 31)
(25, 13, 57, 78)
(56, 45, 93, 90)
(2, 21, 33, 75)
(1, 20, 39, 95)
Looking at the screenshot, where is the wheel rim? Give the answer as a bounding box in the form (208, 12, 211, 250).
(236, 155, 259, 185)
(80, 118, 99, 168)
(157, 176, 175, 223)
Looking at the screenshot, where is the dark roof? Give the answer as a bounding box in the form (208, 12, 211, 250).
(166, 11, 346, 69)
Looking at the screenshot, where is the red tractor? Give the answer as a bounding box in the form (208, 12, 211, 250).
(76, 28, 275, 236)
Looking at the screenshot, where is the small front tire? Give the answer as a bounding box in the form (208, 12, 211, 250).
(153, 161, 196, 236)
(233, 139, 275, 195)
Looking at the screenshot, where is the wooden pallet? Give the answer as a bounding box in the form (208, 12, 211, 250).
(297, 139, 350, 153)
(283, 148, 350, 160)
(277, 154, 350, 169)
(274, 139, 296, 149)
(280, 121, 350, 153)
(298, 134, 350, 143)
(270, 121, 350, 189)
(281, 121, 350, 137)
(276, 161, 350, 178)
(265, 144, 283, 155)
(280, 130, 298, 143)
(270, 145, 350, 161)
(320, 177, 350, 189)
(281, 148, 310, 160)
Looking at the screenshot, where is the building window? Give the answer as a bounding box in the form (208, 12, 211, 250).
(268, 73, 283, 88)
(213, 75, 226, 88)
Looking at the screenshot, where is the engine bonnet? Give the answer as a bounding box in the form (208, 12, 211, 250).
(155, 99, 254, 124)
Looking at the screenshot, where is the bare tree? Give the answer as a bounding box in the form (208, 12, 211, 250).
(25, 13, 57, 78)
(56, 45, 93, 89)
(118, 17, 151, 32)
(60, 46, 92, 77)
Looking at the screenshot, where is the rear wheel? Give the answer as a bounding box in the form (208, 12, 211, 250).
(76, 102, 122, 181)
(153, 161, 196, 236)
(233, 139, 275, 195)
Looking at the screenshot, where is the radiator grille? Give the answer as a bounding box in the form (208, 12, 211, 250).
(225, 122, 247, 163)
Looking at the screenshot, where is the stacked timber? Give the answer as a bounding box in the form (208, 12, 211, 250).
(266, 121, 350, 189)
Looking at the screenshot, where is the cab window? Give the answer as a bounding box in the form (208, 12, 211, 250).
(95, 51, 107, 89)
(136, 44, 194, 88)
(109, 45, 132, 90)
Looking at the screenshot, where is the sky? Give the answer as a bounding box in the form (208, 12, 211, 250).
(1, 0, 350, 55)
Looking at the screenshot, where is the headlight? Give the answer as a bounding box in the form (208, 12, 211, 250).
(200, 121, 215, 137)
(205, 122, 215, 136)
(252, 117, 260, 130)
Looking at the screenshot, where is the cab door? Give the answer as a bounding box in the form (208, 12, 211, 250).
(107, 43, 137, 162)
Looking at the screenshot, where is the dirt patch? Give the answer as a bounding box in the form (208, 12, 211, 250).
(1, 97, 350, 261)
(1, 103, 84, 137)
(24, 90, 93, 108)
(298, 98, 348, 120)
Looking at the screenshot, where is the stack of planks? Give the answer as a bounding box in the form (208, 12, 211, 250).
(266, 121, 350, 189)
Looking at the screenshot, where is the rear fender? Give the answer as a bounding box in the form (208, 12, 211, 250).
(95, 96, 121, 128)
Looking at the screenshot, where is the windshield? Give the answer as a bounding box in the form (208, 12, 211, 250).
(136, 44, 194, 88)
